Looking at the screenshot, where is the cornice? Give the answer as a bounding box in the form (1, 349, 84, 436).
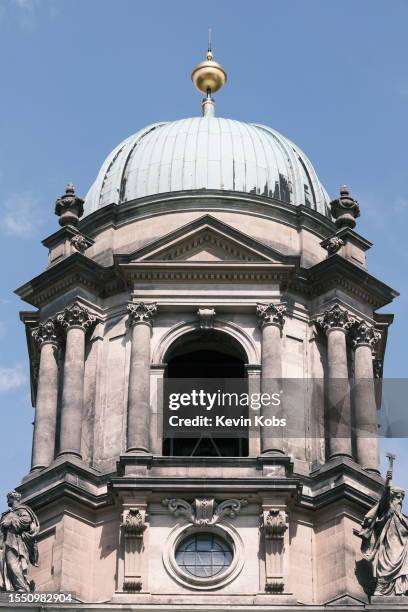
(15, 240, 398, 312)
(78, 190, 337, 241)
(14, 252, 121, 308)
(299, 255, 399, 308)
(17, 455, 384, 516)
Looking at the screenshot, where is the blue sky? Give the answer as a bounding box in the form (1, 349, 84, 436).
(0, 0, 407, 505)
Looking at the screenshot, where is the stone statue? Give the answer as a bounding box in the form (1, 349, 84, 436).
(0, 491, 39, 592)
(358, 454, 408, 596)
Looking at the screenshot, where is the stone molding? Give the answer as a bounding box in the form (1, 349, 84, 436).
(162, 497, 247, 525)
(152, 229, 258, 262)
(32, 318, 60, 347)
(56, 302, 97, 332)
(257, 303, 286, 330)
(127, 301, 157, 327)
(162, 521, 245, 591)
(315, 304, 354, 334)
(351, 319, 381, 350)
(197, 307, 215, 330)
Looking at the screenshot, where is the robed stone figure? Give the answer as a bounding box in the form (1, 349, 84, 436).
(0, 491, 39, 592)
(359, 468, 408, 596)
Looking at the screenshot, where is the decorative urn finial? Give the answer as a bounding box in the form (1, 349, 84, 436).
(329, 185, 360, 229)
(55, 183, 84, 227)
(191, 32, 227, 117)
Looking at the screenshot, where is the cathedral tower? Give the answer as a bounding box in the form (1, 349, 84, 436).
(13, 47, 397, 609)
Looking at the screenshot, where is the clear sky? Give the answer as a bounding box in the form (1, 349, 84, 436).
(0, 0, 407, 506)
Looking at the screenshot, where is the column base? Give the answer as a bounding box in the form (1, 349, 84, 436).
(329, 452, 353, 460)
(57, 450, 82, 460)
(125, 447, 151, 454)
(364, 467, 381, 476)
(30, 464, 46, 473)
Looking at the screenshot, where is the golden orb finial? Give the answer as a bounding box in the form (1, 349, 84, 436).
(191, 36, 227, 98)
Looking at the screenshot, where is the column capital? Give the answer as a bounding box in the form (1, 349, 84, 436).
(315, 304, 354, 334)
(127, 301, 157, 327)
(351, 319, 381, 350)
(56, 302, 97, 332)
(32, 318, 60, 347)
(257, 303, 286, 330)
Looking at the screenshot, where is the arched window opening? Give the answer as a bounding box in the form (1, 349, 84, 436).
(163, 330, 249, 457)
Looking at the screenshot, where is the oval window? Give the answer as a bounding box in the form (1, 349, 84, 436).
(175, 532, 233, 578)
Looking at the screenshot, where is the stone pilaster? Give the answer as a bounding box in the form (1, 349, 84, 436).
(257, 303, 286, 455)
(315, 304, 353, 459)
(31, 318, 61, 470)
(126, 302, 157, 454)
(262, 505, 289, 593)
(57, 303, 97, 458)
(121, 506, 148, 592)
(352, 320, 381, 473)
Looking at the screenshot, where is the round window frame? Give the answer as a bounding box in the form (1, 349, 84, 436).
(163, 523, 244, 590)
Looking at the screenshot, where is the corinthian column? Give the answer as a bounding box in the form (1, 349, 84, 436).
(257, 303, 286, 455)
(126, 302, 157, 454)
(57, 303, 96, 458)
(316, 304, 353, 459)
(31, 319, 61, 470)
(352, 320, 381, 473)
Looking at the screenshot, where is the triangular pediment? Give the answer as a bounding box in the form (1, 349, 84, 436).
(125, 215, 292, 264)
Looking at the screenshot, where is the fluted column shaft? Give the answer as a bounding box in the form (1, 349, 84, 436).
(126, 302, 157, 453)
(317, 305, 353, 459)
(31, 320, 60, 470)
(352, 321, 380, 473)
(257, 303, 286, 455)
(57, 303, 96, 458)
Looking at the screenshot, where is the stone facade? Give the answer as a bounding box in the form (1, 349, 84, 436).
(7, 137, 401, 609)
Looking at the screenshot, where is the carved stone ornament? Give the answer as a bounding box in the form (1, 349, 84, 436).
(32, 318, 59, 347)
(263, 509, 288, 539)
(123, 578, 142, 592)
(56, 302, 97, 332)
(70, 234, 88, 253)
(121, 507, 147, 538)
(330, 185, 360, 230)
(197, 307, 215, 330)
(54, 183, 84, 227)
(351, 320, 381, 350)
(0, 490, 40, 592)
(257, 303, 286, 330)
(358, 458, 408, 596)
(315, 304, 354, 334)
(324, 236, 345, 255)
(162, 497, 247, 525)
(127, 302, 157, 326)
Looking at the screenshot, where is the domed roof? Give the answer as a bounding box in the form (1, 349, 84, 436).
(84, 117, 330, 217)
